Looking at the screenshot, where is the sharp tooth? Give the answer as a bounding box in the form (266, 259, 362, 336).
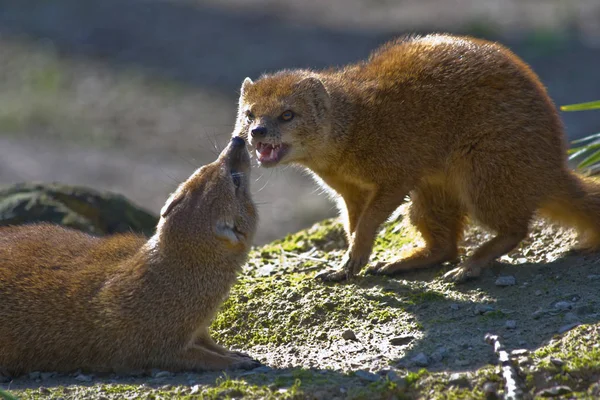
(270, 148, 275, 159)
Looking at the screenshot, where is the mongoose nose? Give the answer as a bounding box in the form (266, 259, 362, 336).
(231, 136, 246, 148)
(251, 127, 267, 138)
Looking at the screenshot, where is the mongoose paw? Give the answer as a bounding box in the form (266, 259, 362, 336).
(229, 350, 254, 359)
(367, 261, 401, 276)
(230, 357, 263, 370)
(315, 268, 350, 282)
(442, 264, 481, 283)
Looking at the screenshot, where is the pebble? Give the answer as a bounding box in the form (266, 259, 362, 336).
(535, 290, 543, 296)
(448, 373, 470, 388)
(74, 373, 93, 382)
(564, 312, 580, 323)
(28, 371, 41, 380)
(550, 358, 564, 366)
(40, 372, 55, 380)
(190, 385, 201, 395)
(153, 371, 172, 379)
(411, 352, 429, 367)
(384, 370, 406, 386)
(553, 301, 573, 311)
(430, 346, 448, 363)
(532, 309, 546, 319)
(537, 385, 572, 397)
(38, 387, 51, 395)
(557, 322, 580, 334)
(355, 370, 380, 382)
(511, 349, 529, 357)
(588, 274, 600, 281)
(482, 381, 499, 398)
(342, 329, 357, 341)
(390, 335, 415, 346)
(450, 304, 460, 311)
(474, 304, 495, 315)
(505, 320, 517, 329)
(495, 275, 516, 286)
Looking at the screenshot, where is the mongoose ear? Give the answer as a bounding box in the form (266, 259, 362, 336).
(240, 77, 254, 96)
(160, 190, 187, 218)
(295, 77, 331, 114)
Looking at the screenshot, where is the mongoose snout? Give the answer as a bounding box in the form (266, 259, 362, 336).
(0, 136, 259, 375)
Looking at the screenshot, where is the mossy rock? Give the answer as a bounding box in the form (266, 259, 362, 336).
(0, 182, 158, 236)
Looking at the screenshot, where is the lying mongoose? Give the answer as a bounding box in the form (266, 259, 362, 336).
(0, 136, 259, 375)
(233, 33, 600, 282)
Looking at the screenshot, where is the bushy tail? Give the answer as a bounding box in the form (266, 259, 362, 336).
(540, 172, 600, 250)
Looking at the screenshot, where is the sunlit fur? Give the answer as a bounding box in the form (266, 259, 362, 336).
(0, 139, 258, 375)
(235, 33, 600, 282)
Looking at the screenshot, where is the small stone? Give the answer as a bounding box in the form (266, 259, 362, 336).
(475, 304, 495, 315)
(342, 329, 357, 341)
(39, 387, 51, 395)
(28, 371, 41, 380)
(448, 373, 470, 388)
(537, 385, 572, 397)
(483, 381, 499, 398)
(390, 335, 415, 346)
(535, 290, 542, 296)
(505, 320, 517, 329)
(190, 385, 201, 395)
(550, 358, 564, 366)
(430, 347, 448, 363)
(455, 359, 470, 367)
(411, 352, 429, 367)
(587, 274, 600, 281)
(153, 370, 172, 379)
(385, 370, 406, 386)
(74, 373, 93, 382)
(450, 304, 460, 311)
(511, 349, 529, 357)
(532, 309, 545, 319)
(355, 370, 380, 382)
(564, 312, 580, 323)
(315, 331, 328, 340)
(553, 301, 573, 311)
(495, 275, 516, 286)
(40, 372, 55, 380)
(557, 322, 580, 334)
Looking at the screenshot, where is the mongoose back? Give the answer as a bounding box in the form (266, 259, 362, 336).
(233, 34, 600, 282)
(0, 137, 259, 375)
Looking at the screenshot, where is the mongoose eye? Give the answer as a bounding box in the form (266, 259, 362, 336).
(280, 110, 294, 122)
(245, 111, 255, 122)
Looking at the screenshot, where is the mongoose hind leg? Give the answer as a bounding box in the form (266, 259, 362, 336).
(317, 187, 407, 282)
(370, 183, 465, 275)
(166, 343, 261, 372)
(195, 331, 255, 360)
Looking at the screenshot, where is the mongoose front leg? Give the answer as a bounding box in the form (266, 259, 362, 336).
(194, 330, 254, 360)
(168, 343, 261, 372)
(317, 189, 406, 282)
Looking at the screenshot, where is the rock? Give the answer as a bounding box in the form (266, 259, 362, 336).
(448, 373, 470, 388)
(384, 370, 406, 386)
(557, 322, 580, 334)
(28, 371, 41, 380)
(39, 387, 51, 395)
(505, 320, 517, 329)
(390, 335, 415, 346)
(482, 381, 499, 399)
(430, 347, 448, 363)
(532, 309, 546, 319)
(587, 274, 600, 281)
(74, 373, 93, 382)
(450, 304, 460, 311)
(355, 370, 380, 382)
(411, 352, 429, 367)
(190, 385, 201, 395)
(153, 370, 172, 379)
(550, 358, 564, 367)
(535, 290, 543, 296)
(0, 182, 158, 236)
(537, 385, 572, 397)
(511, 349, 529, 357)
(342, 329, 357, 341)
(563, 312, 580, 323)
(40, 372, 55, 380)
(495, 275, 516, 286)
(553, 301, 573, 311)
(474, 304, 495, 315)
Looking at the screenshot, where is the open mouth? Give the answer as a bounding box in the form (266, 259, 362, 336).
(255, 142, 289, 166)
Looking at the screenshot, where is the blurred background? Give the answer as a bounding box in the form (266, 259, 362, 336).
(0, 0, 599, 244)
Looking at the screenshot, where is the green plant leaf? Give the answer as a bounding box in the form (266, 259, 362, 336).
(578, 150, 600, 169)
(568, 143, 600, 157)
(561, 100, 600, 112)
(0, 389, 18, 400)
(571, 132, 600, 144)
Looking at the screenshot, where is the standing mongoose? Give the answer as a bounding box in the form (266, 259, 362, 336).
(0, 136, 259, 375)
(233, 33, 600, 282)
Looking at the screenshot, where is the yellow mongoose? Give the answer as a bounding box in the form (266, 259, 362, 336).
(0, 137, 259, 375)
(233, 34, 600, 282)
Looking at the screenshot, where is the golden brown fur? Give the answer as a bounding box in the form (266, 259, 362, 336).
(0, 137, 259, 375)
(234, 34, 600, 282)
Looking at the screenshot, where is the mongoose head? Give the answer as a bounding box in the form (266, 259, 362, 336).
(156, 136, 257, 255)
(234, 71, 332, 168)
